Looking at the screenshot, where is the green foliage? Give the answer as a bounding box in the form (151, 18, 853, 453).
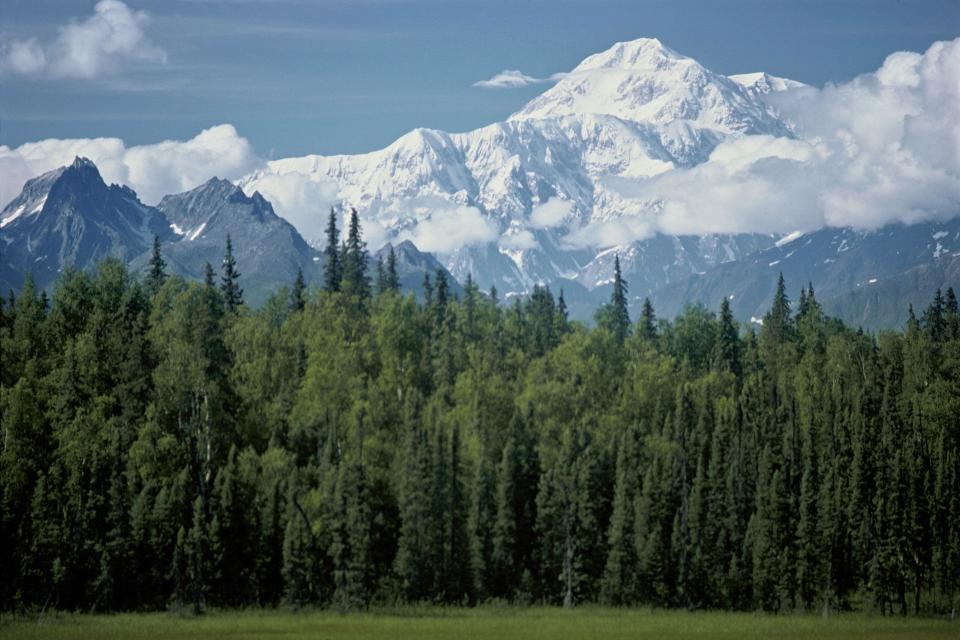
(1, 230, 959, 617)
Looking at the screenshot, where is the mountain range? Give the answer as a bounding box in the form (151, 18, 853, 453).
(1, 38, 957, 327)
(0, 158, 453, 304)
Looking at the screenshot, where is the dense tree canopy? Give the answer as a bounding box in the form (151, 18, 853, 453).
(1, 219, 959, 617)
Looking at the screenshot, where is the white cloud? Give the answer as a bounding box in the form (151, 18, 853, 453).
(566, 37, 960, 246)
(530, 197, 573, 228)
(563, 215, 657, 249)
(1, 1, 166, 79)
(474, 69, 566, 89)
(499, 229, 538, 250)
(1, 124, 261, 206)
(4, 38, 46, 74)
(397, 205, 498, 254)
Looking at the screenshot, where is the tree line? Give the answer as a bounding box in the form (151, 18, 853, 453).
(1, 212, 959, 617)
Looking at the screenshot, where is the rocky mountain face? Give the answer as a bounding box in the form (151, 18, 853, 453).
(648, 219, 960, 329)
(1, 160, 459, 305)
(0, 157, 173, 292)
(154, 177, 322, 304)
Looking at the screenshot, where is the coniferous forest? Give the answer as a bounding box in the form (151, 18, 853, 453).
(2, 212, 959, 617)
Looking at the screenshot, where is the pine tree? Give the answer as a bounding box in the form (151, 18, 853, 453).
(712, 298, 741, 377)
(556, 289, 569, 336)
(601, 424, 641, 604)
(536, 423, 602, 607)
(435, 269, 449, 317)
(203, 262, 215, 289)
(221, 234, 243, 312)
(944, 287, 959, 340)
(422, 272, 434, 308)
(340, 208, 370, 301)
(395, 409, 434, 601)
(443, 424, 473, 603)
(608, 255, 631, 343)
(639, 298, 657, 341)
(763, 273, 793, 346)
(491, 439, 520, 599)
(469, 452, 496, 599)
(924, 288, 946, 342)
(323, 208, 341, 293)
(185, 497, 209, 614)
(282, 489, 314, 608)
(332, 452, 372, 610)
(146, 235, 167, 295)
(386, 245, 400, 293)
(290, 269, 306, 312)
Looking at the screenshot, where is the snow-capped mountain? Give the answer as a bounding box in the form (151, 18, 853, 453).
(240, 37, 797, 296)
(0, 157, 173, 291)
(512, 38, 790, 135)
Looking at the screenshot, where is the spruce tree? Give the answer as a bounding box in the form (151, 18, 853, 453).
(444, 424, 473, 603)
(290, 269, 306, 312)
(601, 424, 641, 604)
(185, 497, 208, 614)
(282, 492, 314, 608)
(639, 298, 657, 341)
(220, 235, 243, 312)
(395, 409, 434, 601)
(146, 235, 166, 295)
(712, 297, 741, 377)
(386, 245, 400, 293)
(763, 273, 793, 345)
(323, 208, 341, 293)
(491, 438, 520, 598)
(944, 287, 959, 340)
(924, 288, 946, 342)
(422, 272, 434, 308)
(340, 208, 370, 301)
(609, 255, 631, 343)
(203, 262, 215, 289)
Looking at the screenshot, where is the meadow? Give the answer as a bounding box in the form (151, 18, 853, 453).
(1, 607, 957, 640)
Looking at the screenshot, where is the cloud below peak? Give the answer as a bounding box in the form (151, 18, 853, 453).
(473, 69, 566, 89)
(1, 1, 166, 80)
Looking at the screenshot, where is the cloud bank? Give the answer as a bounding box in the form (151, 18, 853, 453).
(586, 38, 960, 246)
(1, 124, 260, 206)
(1, 1, 166, 79)
(397, 205, 499, 254)
(474, 69, 566, 89)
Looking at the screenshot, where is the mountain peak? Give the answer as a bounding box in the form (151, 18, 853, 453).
(573, 37, 685, 72)
(510, 37, 789, 136)
(70, 156, 97, 170)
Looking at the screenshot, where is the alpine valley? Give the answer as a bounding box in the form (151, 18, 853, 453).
(2, 38, 957, 327)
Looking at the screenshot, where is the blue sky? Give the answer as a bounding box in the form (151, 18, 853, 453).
(2, 0, 958, 158)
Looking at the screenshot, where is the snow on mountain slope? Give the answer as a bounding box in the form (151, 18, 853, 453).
(241, 37, 796, 295)
(728, 72, 807, 95)
(513, 39, 790, 137)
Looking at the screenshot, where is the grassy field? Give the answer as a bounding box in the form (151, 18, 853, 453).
(1, 607, 957, 640)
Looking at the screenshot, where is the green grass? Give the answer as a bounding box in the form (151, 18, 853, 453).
(1, 607, 956, 640)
